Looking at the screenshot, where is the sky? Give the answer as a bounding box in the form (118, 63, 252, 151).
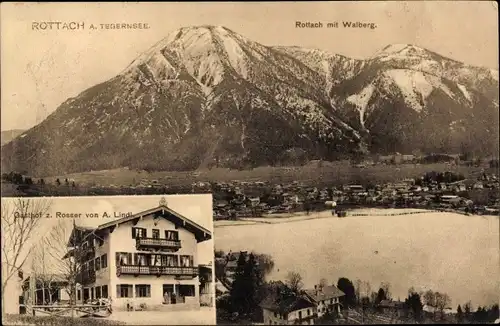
(1, 194, 214, 279)
(1, 1, 498, 131)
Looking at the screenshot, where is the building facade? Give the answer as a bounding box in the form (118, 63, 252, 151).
(67, 202, 211, 311)
(303, 285, 344, 317)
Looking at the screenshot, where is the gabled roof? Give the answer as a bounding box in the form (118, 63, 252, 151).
(303, 285, 345, 302)
(97, 204, 211, 242)
(259, 283, 315, 315)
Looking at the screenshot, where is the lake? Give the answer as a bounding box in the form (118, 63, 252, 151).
(214, 210, 499, 308)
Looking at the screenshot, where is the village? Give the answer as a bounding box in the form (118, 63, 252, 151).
(208, 169, 499, 220)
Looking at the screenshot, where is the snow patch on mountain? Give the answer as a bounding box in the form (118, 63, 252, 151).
(346, 84, 375, 128)
(384, 69, 455, 112)
(457, 84, 472, 102)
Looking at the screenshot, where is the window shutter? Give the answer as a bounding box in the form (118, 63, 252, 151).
(115, 252, 120, 266)
(143, 228, 147, 238)
(116, 285, 120, 298)
(190, 256, 193, 267)
(131, 228, 136, 239)
(134, 253, 138, 265)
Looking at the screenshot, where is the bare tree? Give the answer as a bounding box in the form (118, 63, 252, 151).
(435, 292, 451, 320)
(319, 278, 328, 289)
(286, 271, 303, 293)
(42, 220, 101, 314)
(1, 198, 52, 315)
(32, 245, 59, 305)
(355, 279, 362, 305)
(423, 290, 437, 320)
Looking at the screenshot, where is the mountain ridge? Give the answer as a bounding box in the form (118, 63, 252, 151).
(2, 25, 498, 176)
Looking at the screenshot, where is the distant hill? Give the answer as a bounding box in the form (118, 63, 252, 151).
(1, 26, 498, 176)
(1, 129, 25, 146)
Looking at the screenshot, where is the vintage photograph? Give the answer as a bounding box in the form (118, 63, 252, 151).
(1, 195, 215, 325)
(1, 1, 499, 325)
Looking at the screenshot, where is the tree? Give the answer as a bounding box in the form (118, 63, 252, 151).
(229, 252, 249, 314)
(405, 289, 423, 321)
(41, 220, 105, 316)
(286, 271, 303, 294)
(355, 279, 362, 305)
(375, 287, 387, 306)
(319, 278, 328, 289)
(464, 301, 472, 321)
(380, 282, 391, 300)
(435, 292, 451, 320)
(1, 198, 52, 315)
(32, 245, 60, 305)
(337, 277, 356, 308)
(456, 305, 464, 323)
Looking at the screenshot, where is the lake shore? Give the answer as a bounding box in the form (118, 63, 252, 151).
(214, 207, 466, 228)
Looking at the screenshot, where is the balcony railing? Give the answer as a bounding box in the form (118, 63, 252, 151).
(116, 265, 198, 277)
(135, 237, 181, 250)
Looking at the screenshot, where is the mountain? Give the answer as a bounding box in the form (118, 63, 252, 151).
(1, 27, 498, 176)
(1, 129, 25, 146)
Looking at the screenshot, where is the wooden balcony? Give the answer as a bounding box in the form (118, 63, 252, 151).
(116, 265, 197, 278)
(135, 237, 181, 251)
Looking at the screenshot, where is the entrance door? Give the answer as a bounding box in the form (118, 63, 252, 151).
(162, 284, 175, 304)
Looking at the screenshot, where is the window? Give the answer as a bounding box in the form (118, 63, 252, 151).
(102, 285, 108, 298)
(77, 290, 81, 301)
(116, 252, 132, 266)
(152, 229, 160, 239)
(135, 284, 151, 298)
(89, 259, 94, 271)
(150, 254, 161, 266)
(95, 257, 101, 271)
(90, 287, 95, 300)
(134, 253, 148, 266)
(101, 254, 108, 268)
(161, 255, 178, 267)
(180, 255, 193, 267)
(178, 284, 195, 297)
(132, 227, 147, 239)
(165, 230, 178, 240)
(307, 309, 310, 315)
(116, 284, 133, 298)
(273, 312, 278, 318)
(330, 299, 333, 304)
(96, 286, 102, 299)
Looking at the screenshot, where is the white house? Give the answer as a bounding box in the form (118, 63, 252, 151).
(303, 284, 344, 317)
(66, 201, 212, 312)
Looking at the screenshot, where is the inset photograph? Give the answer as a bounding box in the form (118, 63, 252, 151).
(1, 194, 215, 325)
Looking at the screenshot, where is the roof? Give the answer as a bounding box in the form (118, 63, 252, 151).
(69, 205, 211, 245)
(379, 300, 405, 308)
(259, 284, 316, 315)
(303, 285, 345, 302)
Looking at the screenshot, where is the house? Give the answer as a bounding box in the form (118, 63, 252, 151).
(260, 282, 317, 325)
(377, 299, 406, 318)
(22, 274, 72, 305)
(64, 200, 212, 311)
(303, 284, 344, 317)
